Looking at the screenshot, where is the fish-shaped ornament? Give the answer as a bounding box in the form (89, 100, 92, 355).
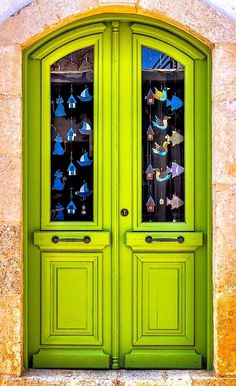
(52, 170, 65, 190)
(167, 162, 184, 178)
(67, 161, 77, 176)
(145, 88, 155, 105)
(66, 200, 77, 214)
(145, 163, 154, 180)
(75, 181, 92, 198)
(53, 134, 65, 155)
(67, 127, 76, 141)
(78, 87, 93, 102)
(77, 151, 92, 167)
(154, 88, 167, 101)
(166, 95, 184, 111)
(67, 93, 77, 109)
(166, 194, 184, 210)
(152, 141, 169, 156)
(152, 115, 170, 130)
(54, 203, 64, 221)
(165, 130, 184, 146)
(54, 95, 66, 117)
(146, 125, 154, 141)
(155, 168, 171, 182)
(146, 195, 155, 213)
(79, 120, 92, 135)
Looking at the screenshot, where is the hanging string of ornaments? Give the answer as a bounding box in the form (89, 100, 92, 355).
(51, 83, 93, 221)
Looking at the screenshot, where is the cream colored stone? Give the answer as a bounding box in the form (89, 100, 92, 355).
(0, 98, 22, 157)
(212, 44, 236, 102)
(212, 101, 236, 184)
(0, 223, 22, 297)
(0, 156, 22, 222)
(0, 295, 22, 376)
(0, 46, 21, 97)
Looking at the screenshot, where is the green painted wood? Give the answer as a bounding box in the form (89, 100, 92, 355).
(125, 350, 202, 369)
(24, 16, 212, 370)
(126, 232, 203, 251)
(34, 231, 110, 250)
(33, 349, 110, 368)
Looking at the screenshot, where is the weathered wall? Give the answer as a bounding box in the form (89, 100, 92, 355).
(0, 0, 235, 382)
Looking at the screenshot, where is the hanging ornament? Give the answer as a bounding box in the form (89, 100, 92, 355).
(79, 120, 92, 135)
(66, 189, 77, 214)
(166, 193, 184, 210)
(67, 152, 77, 175)
(77, 150, 93, 167)
(146, 125, 154, 141)
(166, 95, 184, 111)
(155, 168, 171, 183)
(167, 162, 184, 178)
(75, 181, 92, 198)
(152, 115, 170, 130)
(81, 203, 87, 215)
(53, 134, 65, 155)
(52, 170, 65, 190)
(159, 197, 165, 205)
(77, 86, 93, 102)
(67, 85, 77, 108)
(145, 163, 154, 180)
(146, 195, 155, 212)
(165, 130, 184, 146)
(154, 88, 167, 101)
(152, 141, 169, 156)
(145, 88, 155, 105)
(53, 203, 64, 221)
(54, 95, 66, 117)
(173, 212, 177, 223)
(67, 119, 76, 141)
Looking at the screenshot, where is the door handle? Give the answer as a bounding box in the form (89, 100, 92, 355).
(52, 236, 91, 244)
(145, 236, 184, 244)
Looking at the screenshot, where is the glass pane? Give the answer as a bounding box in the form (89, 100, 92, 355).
(50, 47, 94, 221)
(142, 47, 185, 223)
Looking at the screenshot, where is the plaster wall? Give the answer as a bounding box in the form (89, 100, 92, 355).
(0, 0, 235, 384)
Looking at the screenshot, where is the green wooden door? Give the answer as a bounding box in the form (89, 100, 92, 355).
(25, 19, 211, 370)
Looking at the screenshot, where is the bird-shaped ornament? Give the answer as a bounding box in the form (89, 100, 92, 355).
(166, 194, 184, 210)
(155, 168, 171, 182)
(165, 130, 184, 146)
(152, 140, 169, 156)
(154, 88, 167, 101)
(152, 115, 170, 131)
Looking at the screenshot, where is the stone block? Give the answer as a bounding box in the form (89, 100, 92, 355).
(214, 293, 236, 376)
(212, 44, 236, 102)
(0, 295, 22, 376)
(0, 223, 22, 297)
(212, 101, 236, 184)
(0, 46, 21, 97)
(0, 98, 22, 157)
(0, 156, 22, 222)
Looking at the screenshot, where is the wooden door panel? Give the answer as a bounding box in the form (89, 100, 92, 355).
(133, 253, 194, 346)
(41, 252, 103, 345)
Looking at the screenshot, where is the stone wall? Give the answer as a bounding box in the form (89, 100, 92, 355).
(0, 0, 235, 382)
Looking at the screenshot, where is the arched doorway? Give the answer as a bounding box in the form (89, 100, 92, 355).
(24, 15, 211, 369)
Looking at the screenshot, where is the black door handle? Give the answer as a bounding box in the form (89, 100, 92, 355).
(52, 236, 91, 244)
(145, 236, 184, 244)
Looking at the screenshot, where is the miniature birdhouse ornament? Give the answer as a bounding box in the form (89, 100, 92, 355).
(66, 200, 77, 214)
(146, 195, 155, 212)
(67, 126, 76, 141)
(67, 85, 77, 108)
(53, 134, 65, 155)
(67, 161, 77, 176)
(54, 203, 64, 221)
(147, 125, 154, 141)
(78, 87, 93, 102)
(145, 88, 155, 105)
(54, 95, 66, 117)
(52, 170, 65, 190)
(146, 163, 154, 180)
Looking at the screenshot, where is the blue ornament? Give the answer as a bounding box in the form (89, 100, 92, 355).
(54, 203, 64, 221)
(77, 151, 92, 167)
(52, 170, 65, 190)
(54, 96, 66, 117)
(79, 120, 92, 135)
(166, 95, 184, 111)
(67, 127, 76, 141)
(53, 134, 65, 155)
(75, 181, 92, 198)
(67, 161, 77, 176)
(77, 87, 93, 102)
(67, 94, 77, 108)
(66, 200, 77, 214)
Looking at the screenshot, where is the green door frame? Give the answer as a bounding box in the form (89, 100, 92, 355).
(23, 14, 212, 369)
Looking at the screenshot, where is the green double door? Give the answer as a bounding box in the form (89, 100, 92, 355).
(26, 20, 211, 369)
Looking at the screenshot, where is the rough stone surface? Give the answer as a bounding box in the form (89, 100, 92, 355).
(0, 46, 22, 97)
(0, 98, 22, 157)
